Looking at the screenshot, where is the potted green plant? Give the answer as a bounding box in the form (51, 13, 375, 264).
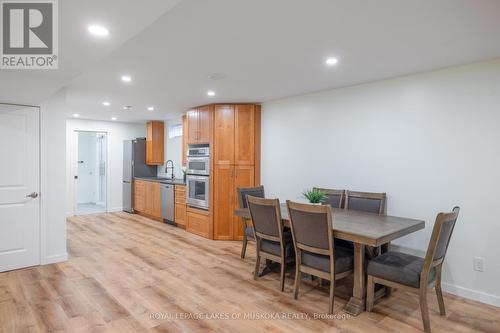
(182, 166, 187, 183)
(303, 188, 326, 204)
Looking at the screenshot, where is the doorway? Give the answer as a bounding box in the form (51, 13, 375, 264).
(74, 131, 107, 215)
(0, 103, 40, 272)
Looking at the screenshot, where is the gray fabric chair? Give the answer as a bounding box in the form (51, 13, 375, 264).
(344, 190, 387, 256)
(247, 195, 294, 292)
(345, 190, 386, 215)
(367, 207, 460, 333)
(314, 188, 345, 209)
(286, 201, 354, 314)
(237, 186, 265, 259)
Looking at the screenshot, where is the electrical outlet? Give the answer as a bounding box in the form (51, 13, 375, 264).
(473, 257, 485, 272)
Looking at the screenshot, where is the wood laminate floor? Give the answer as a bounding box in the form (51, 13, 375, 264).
(0, 212, 498, 332)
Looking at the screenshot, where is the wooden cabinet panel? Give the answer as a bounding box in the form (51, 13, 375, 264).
(197, 105, 212, 143)
(134, 180, 146, 213)
(187, 208, 211, 238)
(145, 181, 161, 218)
(235, 105, 255, 166)
(146, 121, 164, 165)
(182, 115, 187, 166)
(214, 105, 234, 165)
(233, 165, 255, 239)
(134, 180, 160, 219)
(175, 203, 186, 226)
(213, 165, 234, 240)
(174, 185, 186, 226)
(186, 109, 198, 143)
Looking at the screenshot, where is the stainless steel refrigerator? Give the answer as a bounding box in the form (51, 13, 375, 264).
(123, 138, 157, 213)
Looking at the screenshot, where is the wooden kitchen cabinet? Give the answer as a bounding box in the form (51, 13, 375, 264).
(186, 106, 213, 144)
(174, 185, 186, 226)
(134, 180, 146, 213)
(145, 181, 161, 219)
(211, 104, 260, 240)
(182, 115, 187, 166)
(214, 105, 235, 165)
(233, 165, 255, 240)
(134, 180, 161, 220)
(235, 104, 255, 166)
(213, 164, 234, 240)
(146, 121, 164, 165)
(187, 207, 211, 238)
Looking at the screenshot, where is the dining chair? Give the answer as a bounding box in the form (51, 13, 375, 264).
(286, 201, 354, 314)
(366, 207, 460, 333)
(314, 188, 345, 209)
(247, 195, 294, 292)
(345, 190, 387, 256)
(345, 190, 386, 215)
(237, 186, 265, 259)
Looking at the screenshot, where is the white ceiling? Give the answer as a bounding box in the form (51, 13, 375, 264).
(2, 0, 500, 122)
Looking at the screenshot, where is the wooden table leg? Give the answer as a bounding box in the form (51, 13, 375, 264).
(345, 243, 365, 316)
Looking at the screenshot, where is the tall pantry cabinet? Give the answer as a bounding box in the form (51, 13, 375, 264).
(213, 104, 261, 240)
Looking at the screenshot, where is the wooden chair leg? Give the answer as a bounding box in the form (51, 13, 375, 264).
(280, 260, 286, 292)
(419, 288, 431, 333)
(435, 267, 446, 316)
(328, 276, 335, 314)
(294, 252, 301, 300)
(240, 235, 248, 259)
(366, 275, 375, 312)
(254, 240, 261, 280)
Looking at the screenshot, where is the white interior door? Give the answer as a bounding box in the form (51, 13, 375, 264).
(0, 104, 40, 272)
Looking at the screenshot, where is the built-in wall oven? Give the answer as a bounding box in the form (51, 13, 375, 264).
(186, 144, 210, 210)
(186, 175, 209, 210)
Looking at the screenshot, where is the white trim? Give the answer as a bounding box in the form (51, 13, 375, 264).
(108, 207, 124, 213)
(42, 253, 68, 265)
(442, 282, 500, 308)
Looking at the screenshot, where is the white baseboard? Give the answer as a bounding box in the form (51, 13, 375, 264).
(108, 207, 123, 213)
(391, 244, 500, 308)
(42, 253, 68, 265)
(442, 282, 500, 307)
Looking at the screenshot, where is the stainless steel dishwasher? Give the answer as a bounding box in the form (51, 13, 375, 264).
(160, 183, 174, 224)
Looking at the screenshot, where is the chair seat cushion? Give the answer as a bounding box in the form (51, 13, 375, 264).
(301, 246, 354, 274)
(367, 251, 436, 288)
(245, 226, 255, 238)
(260, 230, 294, 257)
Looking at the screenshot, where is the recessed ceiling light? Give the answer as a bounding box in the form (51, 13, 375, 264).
(73, 113, 80, 118)
(325, 57, 339, 66)
(121, 75, 132, 83)
(147, 106, 155, 111)
(123, 106, 132, 110)
(88, 25, 109, 37)
(111, 117, 117, 121)
(102, 101, 111, 106)
(207, 90, 215, 97)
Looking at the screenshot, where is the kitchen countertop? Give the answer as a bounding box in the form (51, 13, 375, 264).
(134, 176, 186, 185)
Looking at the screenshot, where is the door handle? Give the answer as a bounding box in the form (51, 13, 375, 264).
(26, 192, 39, 199)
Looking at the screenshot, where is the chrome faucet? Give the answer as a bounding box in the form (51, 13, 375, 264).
(165, 160, 174, 179)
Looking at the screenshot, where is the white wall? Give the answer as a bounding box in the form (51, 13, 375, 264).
(66, 119, 145, 215)
(157, 117, 184, 179)
(40, 89, 68, 264)
(261, 59, 500, 307)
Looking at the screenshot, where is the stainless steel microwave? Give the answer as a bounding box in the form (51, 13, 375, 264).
(186, 156, 209, 176)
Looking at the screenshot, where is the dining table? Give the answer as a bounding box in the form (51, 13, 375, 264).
(234, 203, 425, 316)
